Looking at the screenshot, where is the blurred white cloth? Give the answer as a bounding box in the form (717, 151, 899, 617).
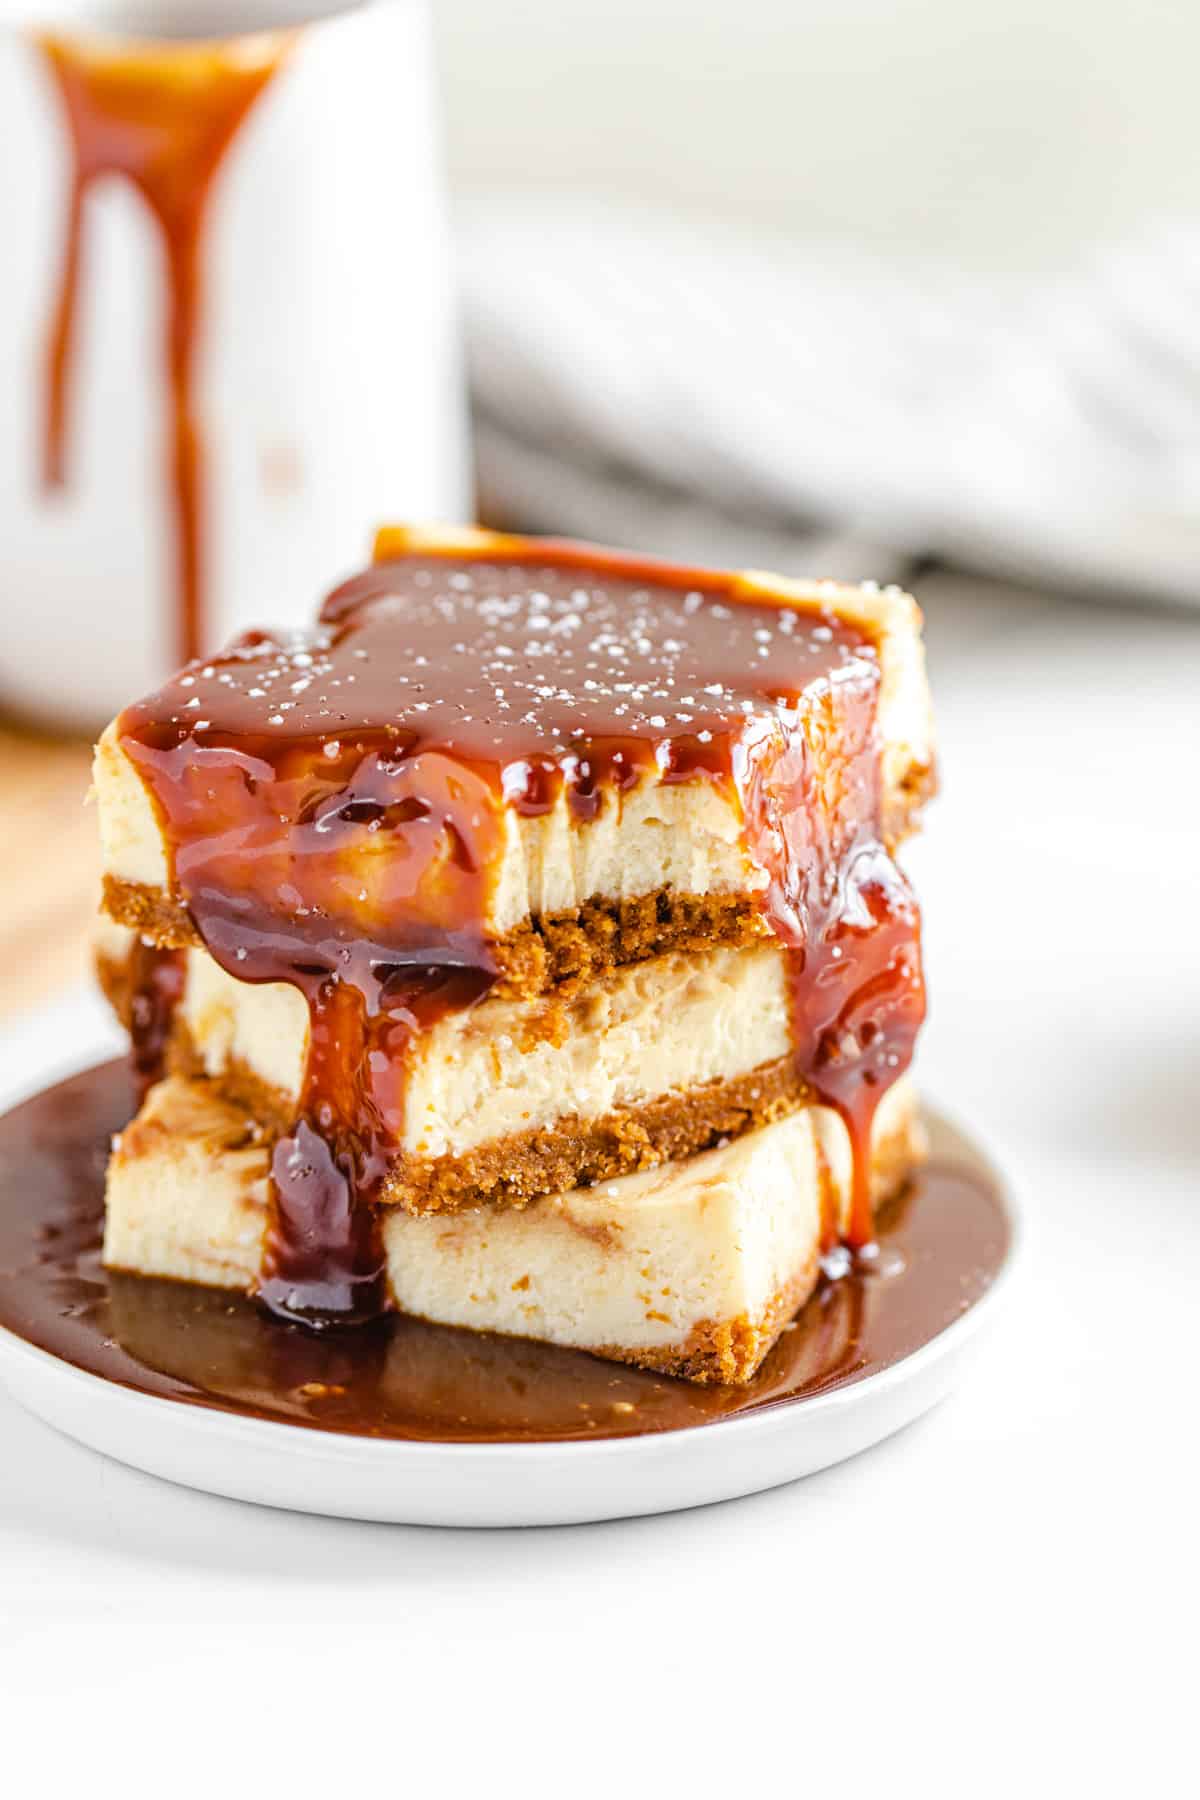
(461, 200, 1200, 603)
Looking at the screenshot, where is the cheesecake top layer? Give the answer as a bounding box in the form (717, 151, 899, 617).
(113, 531, 907, 961)
(99, 526, 932, 1328)
(121, 540, 871, 792)
(100, 527, 932, 958)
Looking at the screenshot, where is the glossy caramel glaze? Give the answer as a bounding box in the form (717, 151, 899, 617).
(115, 545, 925, 1324)
(0, 1062, 1007, 1444)
(126, 937, 185, 1105)
(37, 29, 292, 662)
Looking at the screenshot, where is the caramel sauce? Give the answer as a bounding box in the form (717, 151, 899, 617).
(37, 29, 292, 662)
(126, 937, 185, 1103)
(0, 1062, 1008, 1444)
(115, 544, 926, 1326)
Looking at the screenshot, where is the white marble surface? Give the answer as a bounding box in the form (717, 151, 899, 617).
(0, 575, 1196, 1790)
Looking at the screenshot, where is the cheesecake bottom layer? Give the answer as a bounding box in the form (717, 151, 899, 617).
(103, 1076, 922, 1384)
(96, 927, 817, 1213)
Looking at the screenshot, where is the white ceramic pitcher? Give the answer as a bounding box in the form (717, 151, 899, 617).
(0, 0, 470, 726)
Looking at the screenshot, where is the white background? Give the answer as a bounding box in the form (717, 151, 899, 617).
(1, 574, 1196, 1791)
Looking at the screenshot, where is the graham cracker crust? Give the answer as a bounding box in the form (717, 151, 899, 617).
(101, 875, 772, 999)
(590, 1264, 820, 1386)
(389, 1057, 811, 1213)
(96, 946, 134, 1032)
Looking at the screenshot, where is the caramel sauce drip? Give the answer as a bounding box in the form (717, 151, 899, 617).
(37, 29, 291, 662)
(116, 546, 926, 1327)
(732, 671, 924, 1246)
(126, 937, 185, 1104)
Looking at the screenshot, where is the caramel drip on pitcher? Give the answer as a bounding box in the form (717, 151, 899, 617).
(117, 545, 926, 1327)
(37, 30, 291, 662)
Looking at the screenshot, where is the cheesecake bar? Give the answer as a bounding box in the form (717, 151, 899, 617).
(93, 525, 934, 1375)
(95, 525, 933, 998)
(104, 1073, 921, 1383)
(96, 921, 851, 1210)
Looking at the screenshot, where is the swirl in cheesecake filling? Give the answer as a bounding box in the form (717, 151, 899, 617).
(115, 541, 926, 1326)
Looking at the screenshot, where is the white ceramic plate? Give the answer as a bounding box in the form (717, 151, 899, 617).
(0, 993, 1018, 1527)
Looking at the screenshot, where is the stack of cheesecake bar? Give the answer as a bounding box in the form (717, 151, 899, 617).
(93, 526, 934, 1384)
